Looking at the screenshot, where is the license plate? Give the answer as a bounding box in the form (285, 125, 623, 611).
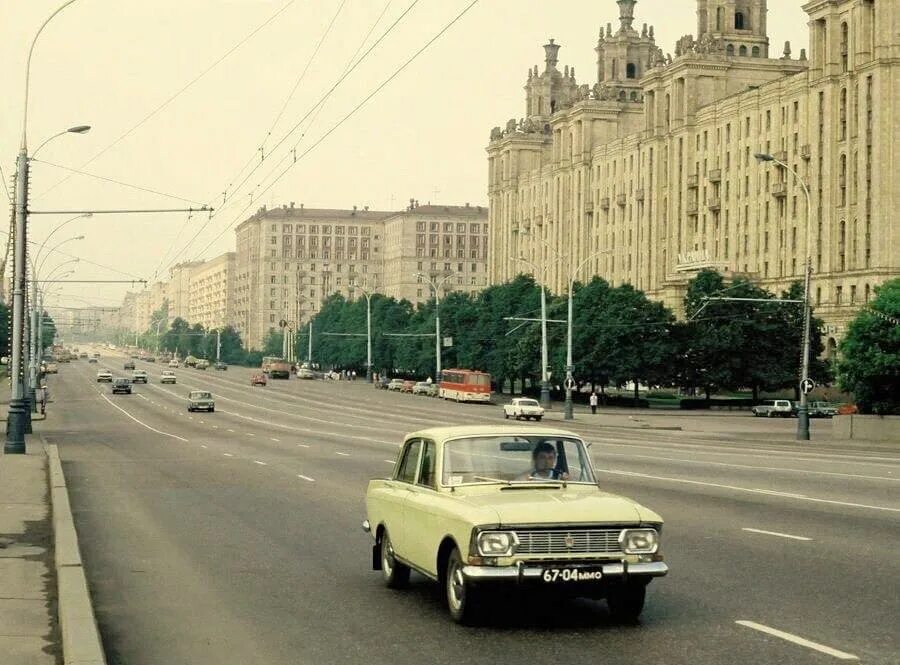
(541, 567, 603, 583)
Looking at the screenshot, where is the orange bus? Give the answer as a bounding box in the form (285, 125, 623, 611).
(439, 369, 492, 403)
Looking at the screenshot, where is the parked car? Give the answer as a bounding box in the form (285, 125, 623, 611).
(751, 399, 794, 417)
(111, 378, 132, 394)
(145, 356, 156, 363)
(363, 426, 668, 624)
(184, 356, 198, 368)
(96, 370, 113, 383)
(387, 379, 405, 391)
(250, 373, 267, 387)
(503, 397, 545, 421)
(187, 390, 215, 412)
(44, 362, 59, 374)
(400, 380, 415, 393)
(808, 401, 838, 418)
(195, 359, 209, 370)
(412, 381, 438, 396)
(131, 369, 148, 384)
(88, 357, 98, 364)
(297, 367, 316, 380)
(160, 370, 177, 384)
(79, 353, 88, 359)
(214, 361, 227, 371)
(168, 359, 179, 368)
(124, 360, 135, 370)
(378, 376, 391, 389)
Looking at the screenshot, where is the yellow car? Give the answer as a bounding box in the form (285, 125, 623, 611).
(363, 425, 667, 624)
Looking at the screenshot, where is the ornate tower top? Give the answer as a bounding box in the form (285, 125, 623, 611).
(543, 39, 561, 70)
(617, 0, 638, 34)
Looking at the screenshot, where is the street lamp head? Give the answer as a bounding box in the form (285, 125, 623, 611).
(754, 153, 774, 162)
(67, 125, 91, 134)
(73, 235, 85, 240)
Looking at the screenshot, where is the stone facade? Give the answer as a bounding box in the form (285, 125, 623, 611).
(488, 0, 898, 357)
(188, 252, 235, 330)
(165, 261, 204, 326)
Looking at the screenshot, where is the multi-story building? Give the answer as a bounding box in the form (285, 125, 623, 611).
(382, 202, 489, 302)
(188, 252, 235, 330)
(166, 261, 204, 325)
(488, 0, 897, 356)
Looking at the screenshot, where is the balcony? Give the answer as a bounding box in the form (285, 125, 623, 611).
(635, 189, 645, 202)
(687, 174, 699, 189)
(600, 197, 610, 210)
(616, 193, 627, 206)
(801, 144, 812, 160)
(708, 168, 722, 182)
(707, 197, 721, 211)
(773, 150, 788, 163)
(771, 182, 788, 198)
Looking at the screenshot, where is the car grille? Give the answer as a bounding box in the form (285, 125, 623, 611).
(513, 529, 623, 555)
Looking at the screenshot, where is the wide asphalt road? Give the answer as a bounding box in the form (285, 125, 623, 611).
(41, 353, 900, 665)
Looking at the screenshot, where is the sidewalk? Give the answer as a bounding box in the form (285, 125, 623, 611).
(0, 443, 59, 665)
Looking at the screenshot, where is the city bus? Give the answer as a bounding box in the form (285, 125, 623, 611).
(439, 369, 492, 403)
(261, 356, 284, 375)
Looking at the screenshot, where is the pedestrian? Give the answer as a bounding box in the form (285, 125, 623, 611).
(36, 385, 46, 415)
(351, 370, 356, 381)
(590, 391, 598, 415)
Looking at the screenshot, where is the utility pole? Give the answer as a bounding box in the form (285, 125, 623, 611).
(416, 272, 453, 380)
(216, 329, 221, 362)
(6, 144, 29, 453)
(307, 320, 313, 366)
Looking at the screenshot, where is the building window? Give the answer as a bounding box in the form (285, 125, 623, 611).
(739, 45, 747, 56)
(726, 44, 735, 56)
(735, 11, 745, 30)
(626, 63, 637, 79)
(836, 286, 843, 305)
(839, 88, 847, 140)
(840, 22, 849, 72)
(752, 46, 760, 57)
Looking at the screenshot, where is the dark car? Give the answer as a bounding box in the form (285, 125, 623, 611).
(214, 361, 227, 371)
(112, 378, 132, 394)
(123, 360, 135, 370)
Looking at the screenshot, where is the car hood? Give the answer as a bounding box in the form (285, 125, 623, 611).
(451, 486, 659, 526)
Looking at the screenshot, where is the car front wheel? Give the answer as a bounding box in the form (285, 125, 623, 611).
(607, 582, 646, 623)
(446, 547, 481, 624)
(380, 530, 409, 589)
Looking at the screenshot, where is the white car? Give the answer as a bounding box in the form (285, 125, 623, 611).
(503, 397, 545, 421)
(96, 370, 113, 383)
(751, 399, 794, 417)
(160, 370, 177, 384)
(168, 360, 179, 368)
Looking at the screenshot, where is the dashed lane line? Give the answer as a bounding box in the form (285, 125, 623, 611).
(246, 433, 256, 437)
(98, 392, 189, 443)
(227, 429, 235, 433)
(223, 453, 234, 457)
(735, 621, 858, 660)
(253, 460, 267, 466)
(297, 444, 309, 448)
(383, 460, 395, 464)
(271, 438, 281, 442)
(741, 528, 812, 542)
(335, 452, 350, 457)
(297, 475, 316, 482)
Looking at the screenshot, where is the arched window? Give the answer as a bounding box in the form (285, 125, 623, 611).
(739, 45, 748, 56)
(618, 90, 627, 102)
(726, 44, 735, 56)
(839, 155, 847, 206)
(840, 22, 849, 72)
(752, 46, 760, 57)
(626, 63, 637, 79)
(735, 12, 745, 30)
(630, 91, 638, 101)
(839, 88, 847, 139)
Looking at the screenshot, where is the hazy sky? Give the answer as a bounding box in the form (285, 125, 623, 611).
(1, 0, 809, 311)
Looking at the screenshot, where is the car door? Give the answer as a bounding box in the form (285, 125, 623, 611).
(383, 439, 422, 561)
(402, 439, 445, 574)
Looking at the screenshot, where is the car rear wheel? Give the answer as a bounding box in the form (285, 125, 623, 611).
(380, 530, 409, 589)
(607, 582, 646, 623)
(504, 413, 509, 419)
(446, 547, 481, 624)
(535, 416, 542, 421)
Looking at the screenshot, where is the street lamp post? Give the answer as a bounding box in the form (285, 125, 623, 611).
(350, 279, 377, 383)
(7, 0, 86, 454)
(756, 152, 813, 441)
(415, 272, 454, 380)
(510, 257, 551, 408)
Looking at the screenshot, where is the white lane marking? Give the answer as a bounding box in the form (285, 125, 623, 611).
(383, 459, 395, 464)
(199, 420, 205, 424)
(253, 460, 267, 466)
(227, 429, 235, 433)
(598, 469, 900, 514)
(246, 433, 256, 437)
(223, 453, 234, 457)
(189, 416, 194, 420)
(297, 444, 310, 448)
(271, 438, 281, 442)
(335, 452, 350, 456)
(201, 444, 208, 448)
(752, 489, 805, 498)
(99, 393, 189, 442)
(735, 621, 858, 660)
(212, 425, 219, 429)
(297, 474, 315, 482)
(137, 394, 149, 401)
(741, 528, 812, 542)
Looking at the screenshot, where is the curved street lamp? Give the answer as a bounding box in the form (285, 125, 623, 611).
(35, 212, 92, 267)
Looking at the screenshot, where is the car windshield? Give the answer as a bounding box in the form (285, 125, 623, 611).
(517, 399, 539, 406)
(442, 435, 595, 486)
(190, 392, 212, 399)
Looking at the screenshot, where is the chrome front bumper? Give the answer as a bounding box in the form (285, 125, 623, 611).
(461, 560, 668, 582)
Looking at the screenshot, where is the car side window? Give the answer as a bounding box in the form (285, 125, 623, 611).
(396, 440, 422, 484)
(417, 440, 436, 489)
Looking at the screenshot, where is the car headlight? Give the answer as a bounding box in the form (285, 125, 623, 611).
(619, 528, 659, 554)
(476, 531, 518, 557)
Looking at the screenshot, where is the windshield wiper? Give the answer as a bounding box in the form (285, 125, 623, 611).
(501, 479, 566, 490)
(472, 475, 511, 485)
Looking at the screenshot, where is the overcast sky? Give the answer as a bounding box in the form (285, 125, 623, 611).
(1, 0, 809, 311)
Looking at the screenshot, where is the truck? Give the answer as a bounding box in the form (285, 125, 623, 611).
(267, 360, 291, 379)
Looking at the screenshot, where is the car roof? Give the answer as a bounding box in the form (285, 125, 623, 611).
(402, 425, 581, 443)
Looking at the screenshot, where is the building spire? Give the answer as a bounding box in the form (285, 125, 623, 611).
(543, 38, 560, 70)
(617, 0, 637, 34)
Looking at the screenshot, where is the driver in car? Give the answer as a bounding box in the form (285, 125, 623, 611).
(518, 442, 569, 480)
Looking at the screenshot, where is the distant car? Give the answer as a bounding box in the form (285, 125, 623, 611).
(79, 353, 88, 359)
(92, 353, 100, 359)
(751, 399, 794, 417)
(503, 397, 545, 421)
(297, 368, 315, 380)
(187, 390, 215, 412)
(184, 356, 198, 368)
(96, 370, 113, 382)
(214, 361, 227, 371)
(250, 373, 267, 386)
(145, 356, 156, 363)
(44, 362, 59, 374)
(131, 369, 148, 384)
(88, 357, 98, 364)
(168, 360, 179, 368)
(808, 401, 838, 418)
(160, 370, 177, 384)
(124, 360, 135, 370)
(387, 379, 405, 391)
(196, 359, 209, 370)
(412, 381, 438, 396)
(111, 378, 132, 394)
(400, 380, 415, 393)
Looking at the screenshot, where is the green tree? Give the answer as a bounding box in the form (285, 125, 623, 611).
(837, 279, 900, 414)
(41, 312, 56, 350)
(261, 328, 285, 357)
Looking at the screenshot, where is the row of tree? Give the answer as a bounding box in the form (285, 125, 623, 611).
(295, 270, 831, 401)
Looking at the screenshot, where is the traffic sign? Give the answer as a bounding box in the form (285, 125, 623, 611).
(564, 377, 576, 391)
(800, 378, 815, 395)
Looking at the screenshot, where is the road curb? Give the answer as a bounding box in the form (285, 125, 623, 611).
(44, 439, 107, 665)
